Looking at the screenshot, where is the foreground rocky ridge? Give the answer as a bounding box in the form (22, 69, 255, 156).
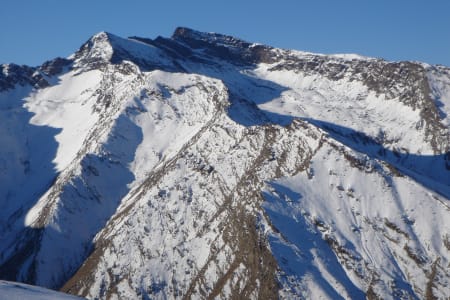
(0, 27, 449, 299)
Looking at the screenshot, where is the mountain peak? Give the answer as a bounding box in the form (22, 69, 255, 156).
(172, 27, 221, 41)
(172, 26, 198, 38)
(91, 31, 113, 40)
(71, 31, 177, 72)
(170, 27, 278, 65)
(84, 31, 124, 51)
(71, 31, 117, 68)
(172, 27, 251, 48)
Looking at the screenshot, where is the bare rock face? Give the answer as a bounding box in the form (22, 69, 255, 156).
(0, 27, 449, 300)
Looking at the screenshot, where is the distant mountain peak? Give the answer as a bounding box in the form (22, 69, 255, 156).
(90, 30, 113, 40)
(172, 26, 257, 49)
(71, 31, 116, 68)
(71, 31, 177, 72)
(172, 26, 244, 44)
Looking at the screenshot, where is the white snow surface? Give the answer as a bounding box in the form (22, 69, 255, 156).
(427, 64, 450, 127)
(25, 70, 102, 171)
(252, 63, 431, 154)
(20, 65, 227, 289)
(262, 141, 450, 299)
(0, 281, 83, 300)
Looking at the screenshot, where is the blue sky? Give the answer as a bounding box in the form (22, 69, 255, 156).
(1, 0, 449, 66)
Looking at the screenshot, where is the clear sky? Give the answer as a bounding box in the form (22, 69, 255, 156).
(1, 0, 449, 67)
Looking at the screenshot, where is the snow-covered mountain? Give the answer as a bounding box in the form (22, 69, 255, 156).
(0, 27, 449, 299)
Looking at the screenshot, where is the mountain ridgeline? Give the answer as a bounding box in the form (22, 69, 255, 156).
(0, 27, 449, 299)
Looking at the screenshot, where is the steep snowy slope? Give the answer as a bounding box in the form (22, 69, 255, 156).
(0, 27, 449, 299)
(262, 141, 450, 299)
(0, 36, 226, 288)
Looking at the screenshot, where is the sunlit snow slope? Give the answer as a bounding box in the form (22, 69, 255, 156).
(0, 280, 83, 300)
(0, 28, 449, 299)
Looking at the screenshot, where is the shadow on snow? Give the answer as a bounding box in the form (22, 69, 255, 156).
(0, 77, 143, 289)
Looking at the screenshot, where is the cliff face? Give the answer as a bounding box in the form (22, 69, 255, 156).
(0, 27, 449, 299)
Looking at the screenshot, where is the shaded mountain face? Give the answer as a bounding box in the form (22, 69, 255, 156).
(0, 27, 449, 299)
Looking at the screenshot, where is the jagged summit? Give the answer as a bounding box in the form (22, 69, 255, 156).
(0, 28, 449, 300)
(170, 26, 278, 65)
(172, 26, 253, 47)
(71, 30, 178, 72)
